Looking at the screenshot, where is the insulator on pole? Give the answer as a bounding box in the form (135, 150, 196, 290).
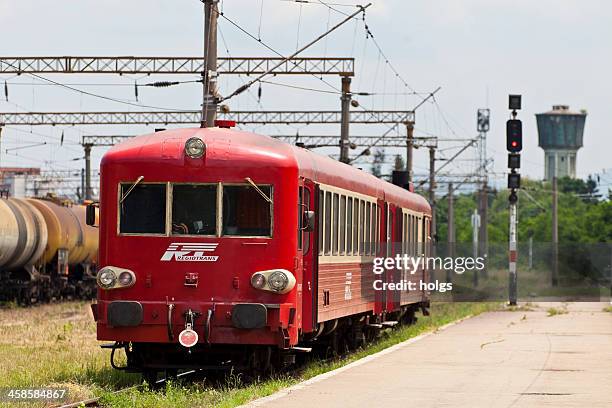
(258, 82, 262, 103)
(4, 80, 8, 101)
(60, 130, 64, 146)
(134, 82, 139, 101)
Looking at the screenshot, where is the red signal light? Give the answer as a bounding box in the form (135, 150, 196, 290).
(512, 141, 518, 147)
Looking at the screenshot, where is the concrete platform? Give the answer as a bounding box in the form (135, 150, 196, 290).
(245, 302, 612, 408)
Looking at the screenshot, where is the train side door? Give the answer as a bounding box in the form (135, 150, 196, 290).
(299, 178, 317, 333)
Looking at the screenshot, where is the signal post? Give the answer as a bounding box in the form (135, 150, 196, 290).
(507, 94, 522, 306)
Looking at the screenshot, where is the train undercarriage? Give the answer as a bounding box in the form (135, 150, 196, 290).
(105, 302, 429, 383)
(0, 264, 96, 305)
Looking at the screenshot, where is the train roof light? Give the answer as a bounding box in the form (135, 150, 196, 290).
(185, 137, 206, 159)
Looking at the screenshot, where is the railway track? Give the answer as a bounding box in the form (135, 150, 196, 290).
(53, 369, 201, 408)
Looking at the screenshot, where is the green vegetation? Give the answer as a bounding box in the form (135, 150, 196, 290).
(430, 176, 612, 244)
(547, 306, 569, 316)
(0, 301, 500, 408)
(603, 306, 612, 313)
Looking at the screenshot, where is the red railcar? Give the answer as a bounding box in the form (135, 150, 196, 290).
(92, 126, 431, 378)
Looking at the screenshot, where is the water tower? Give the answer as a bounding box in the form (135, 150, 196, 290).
(536, 105, 587, 180)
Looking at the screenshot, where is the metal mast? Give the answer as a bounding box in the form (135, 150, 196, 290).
(202, 0, 219, 128)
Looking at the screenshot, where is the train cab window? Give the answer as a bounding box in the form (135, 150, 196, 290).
(171, 184, 217, 235)
(119, 183, 167, 234)
(223, 185, 272, 237)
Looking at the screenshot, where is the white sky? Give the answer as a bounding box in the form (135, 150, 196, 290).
(0, 0, 610, 192)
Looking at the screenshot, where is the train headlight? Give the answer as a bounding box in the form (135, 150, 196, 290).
(250, 269, 296, 294)
(97, 266, 136, 290)
(185, 137, 206, 159)
(268, 271, 289, 292)
(97, 268, 117, 289)
(118, 271, 136, 287)
(251, 273, 266, 289)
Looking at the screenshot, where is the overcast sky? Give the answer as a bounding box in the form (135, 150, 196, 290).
(0, 0, 610, 193)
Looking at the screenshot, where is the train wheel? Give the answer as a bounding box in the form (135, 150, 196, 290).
(142, 370, 158, 387)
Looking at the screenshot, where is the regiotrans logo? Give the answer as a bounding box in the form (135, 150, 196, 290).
(160, 243, 219, 262)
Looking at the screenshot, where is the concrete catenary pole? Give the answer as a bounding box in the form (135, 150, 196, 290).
(406, 122, 414, 183)
(428, 146, 436, 240)
(447, 183, 454, 283)
(471, 208, 480, 287)
(552, 176, 559, 286)
(479, 184, 488, 277)
(339, 76, 352, 163)
(84, 144, 92, 200)
(201, 0, 219, 128)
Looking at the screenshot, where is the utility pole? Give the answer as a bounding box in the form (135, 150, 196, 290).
(477, 108, 490, 278)
(447, 182, 454, 283)
(471, 208, 480, 287)
(428, 146, 436, 239)
(80, 168, 85, 201)
(83, 143, 92, 200)
(552, 176, 559, 286)
(406, 122, 414, 183)
(201, 0, 219, 128)
(479, 185, 488, 277)
(339, 76, 352, 163)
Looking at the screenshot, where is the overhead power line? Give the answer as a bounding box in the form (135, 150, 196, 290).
(219, 3, 371, 102)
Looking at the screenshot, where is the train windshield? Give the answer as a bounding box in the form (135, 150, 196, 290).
(171, 184, 217, 235)
(223, 185, 272, 237)
(119, 183, 166, 234)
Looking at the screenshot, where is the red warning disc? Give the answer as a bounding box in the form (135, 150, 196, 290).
(178, 329, 199, 348)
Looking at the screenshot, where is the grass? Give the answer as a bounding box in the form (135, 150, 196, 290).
(547, 306, 569, 316)
(0, 301, 500, 408)
(603, 306, 612, 313)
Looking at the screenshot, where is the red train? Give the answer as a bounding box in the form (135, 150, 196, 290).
(90, 124, 431, 380)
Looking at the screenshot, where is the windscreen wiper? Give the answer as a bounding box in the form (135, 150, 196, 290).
(245, 177, 272, 203)
(119, 176, 144, 204)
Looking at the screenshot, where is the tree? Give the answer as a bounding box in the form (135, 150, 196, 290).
(371, 149, 386, 178)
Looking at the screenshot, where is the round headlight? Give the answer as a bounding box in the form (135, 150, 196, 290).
(251, 273, 266, 289)
(97, 268, 117, 289)
(118, 271, 134, 287)
(185, 137, 206, 159)
(268, 271, 289, 292)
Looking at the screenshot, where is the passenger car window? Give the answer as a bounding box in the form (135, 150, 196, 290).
(223, 185, 272, 236)
(172, 184, 217, 235)
(119, 183, 166, 234)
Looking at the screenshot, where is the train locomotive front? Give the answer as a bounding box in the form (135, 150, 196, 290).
(94, 128, 302, 377)
(94, 126, 432, 379)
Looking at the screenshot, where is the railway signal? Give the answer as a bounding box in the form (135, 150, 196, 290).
(506, 119, 522, 152)
(507, 94, 522, 306)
